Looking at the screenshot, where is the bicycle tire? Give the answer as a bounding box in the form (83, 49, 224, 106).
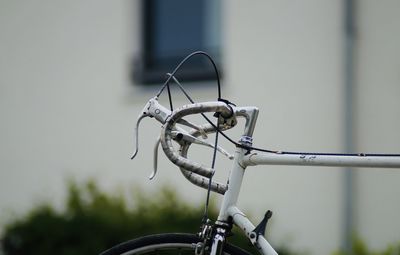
(99, 233, 252, 255)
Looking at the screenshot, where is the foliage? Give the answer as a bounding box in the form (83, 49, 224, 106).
(3, 180, 399, 255)
(0, 180, 304, 255)
(333, 238, 400, 255)
(1, 181, 208, 254)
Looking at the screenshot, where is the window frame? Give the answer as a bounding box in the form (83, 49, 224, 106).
(132, 0, 222, 85)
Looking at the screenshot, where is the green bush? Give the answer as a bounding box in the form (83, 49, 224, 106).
(4, 180, 399, 255)
(0, 180, 303, 255)
(333, 238, 400, 255)
(1, 181, 211, 254)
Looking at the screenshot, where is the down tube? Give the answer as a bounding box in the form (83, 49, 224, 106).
(228, 206, 278, 255)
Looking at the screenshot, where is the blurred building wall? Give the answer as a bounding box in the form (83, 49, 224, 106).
(0, 1, 399, 254)
(355, 0, 400, 249)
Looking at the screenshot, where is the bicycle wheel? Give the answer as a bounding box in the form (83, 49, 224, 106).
(99, 233, 252, 255)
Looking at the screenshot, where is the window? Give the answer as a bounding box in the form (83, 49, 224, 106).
(133, 0, 222, 84)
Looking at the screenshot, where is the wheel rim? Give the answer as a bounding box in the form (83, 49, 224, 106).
(122, 242, 196, 255)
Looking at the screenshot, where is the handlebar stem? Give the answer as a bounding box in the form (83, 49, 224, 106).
(234, 106, 259, 137)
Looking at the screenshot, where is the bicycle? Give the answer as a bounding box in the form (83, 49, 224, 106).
(100, 52, 400, 255)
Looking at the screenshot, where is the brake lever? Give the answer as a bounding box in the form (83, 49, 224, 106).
(130, 114, 146, 159)
(149, 126, 198, 180)
(149, 136, 161, 180)
(131, 97, 172, 160)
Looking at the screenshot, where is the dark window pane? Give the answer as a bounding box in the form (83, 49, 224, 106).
(133, 0, 221, 84)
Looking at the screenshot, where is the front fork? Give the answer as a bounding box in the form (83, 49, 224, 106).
(196, 220, 231, 255)
(209, 223, 229, 255)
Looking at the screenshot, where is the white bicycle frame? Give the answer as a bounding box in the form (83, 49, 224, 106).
(134, 98, 400, 255)
(215, 147, 400, 255)
(212, 106, 400, 255)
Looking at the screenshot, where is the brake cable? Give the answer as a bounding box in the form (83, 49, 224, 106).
(156, 51, 223, 224)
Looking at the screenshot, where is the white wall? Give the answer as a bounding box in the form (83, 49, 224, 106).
(0, 1, 399, 254)
(224, 1, 344, 254)
(355, 0, 400, 249)
(0, 0, 217, 231)
(0, 0, 141, 218)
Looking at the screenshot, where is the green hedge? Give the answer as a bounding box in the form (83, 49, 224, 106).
(4, 181, 397, 255)
(1, 181, 265, 254)
(1, 181, 214, 254)
(333, 238, 400, 255)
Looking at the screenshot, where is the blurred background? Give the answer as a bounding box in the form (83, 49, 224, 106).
(0, 0, 399, 254)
